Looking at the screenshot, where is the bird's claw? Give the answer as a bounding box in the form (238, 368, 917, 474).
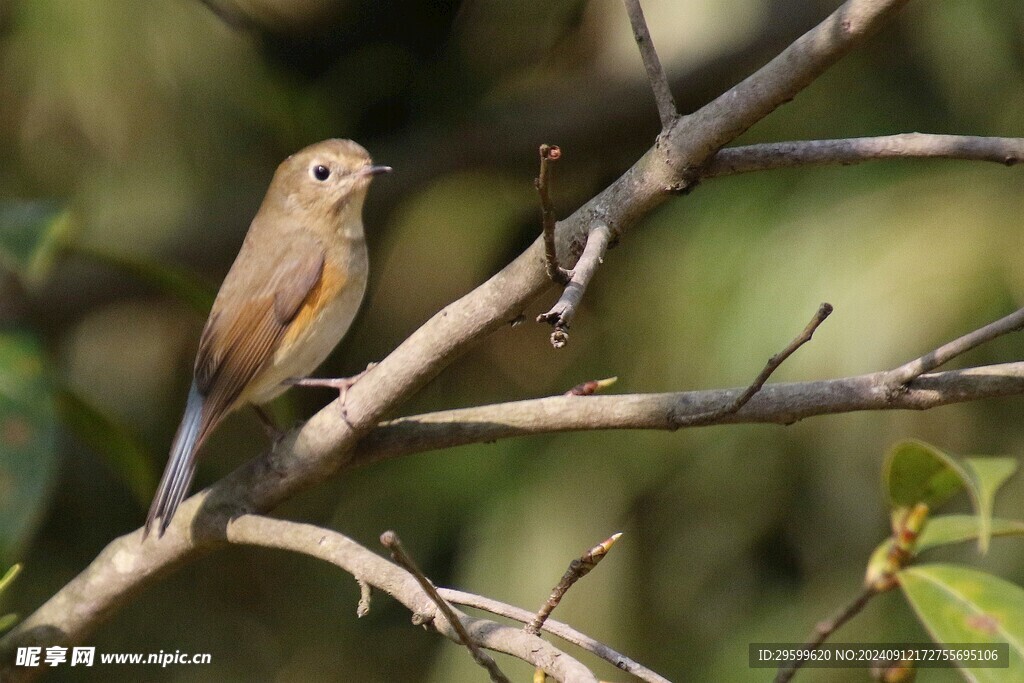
(286, 365, 376, 429)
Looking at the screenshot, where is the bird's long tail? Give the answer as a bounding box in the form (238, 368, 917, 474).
(145, 383, 208, 539)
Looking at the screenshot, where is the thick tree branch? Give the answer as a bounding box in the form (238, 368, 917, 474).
(0, 2, 942, 676)
(702, 134, 1024, 177)
(351, 362, 1024, 466)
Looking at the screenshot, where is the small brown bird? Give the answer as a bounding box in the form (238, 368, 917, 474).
(145, 139, 390, 538)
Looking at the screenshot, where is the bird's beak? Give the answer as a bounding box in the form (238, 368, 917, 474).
(362, 164, 392, 177)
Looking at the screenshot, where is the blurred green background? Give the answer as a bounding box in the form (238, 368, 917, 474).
(2, 0, 1024, 680)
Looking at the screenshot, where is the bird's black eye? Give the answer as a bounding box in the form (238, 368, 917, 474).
(313, 164, 331, 181)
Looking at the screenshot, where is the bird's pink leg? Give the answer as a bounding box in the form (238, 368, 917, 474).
(286, 363, 377, 427)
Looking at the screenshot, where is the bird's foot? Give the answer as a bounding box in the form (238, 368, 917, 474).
(286, 363, 376, 428)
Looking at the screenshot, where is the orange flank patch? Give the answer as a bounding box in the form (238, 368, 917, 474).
(281, 260, 347, 349)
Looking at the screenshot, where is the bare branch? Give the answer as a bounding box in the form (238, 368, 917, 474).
(8, 363, 1023, 680)
(536, 144, 571, 285)
(676, 303, 832, 426)
(356, 4, 821, 216)
(381, 531, 510, 683)
(638, 0, 912, 198)
(702, 134, 1024, 178)
(443, 589, 671, 683)
(224, 517, 598, 683)
(352, 362, 1024, 466)
(526, 533, 621, 636)
(537, 223, 613, 347)
(623, 0, 678, 128)
(884, 306, 1024, 387)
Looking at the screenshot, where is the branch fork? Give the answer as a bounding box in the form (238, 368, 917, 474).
(674, 302, 833, 427)
(881, 306, 1024, 395)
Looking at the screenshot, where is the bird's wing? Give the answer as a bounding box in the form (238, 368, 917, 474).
(194, 238, 325, 416)
(145, 232, 324, 538)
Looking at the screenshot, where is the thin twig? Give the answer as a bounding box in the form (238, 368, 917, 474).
(443, 589, 670, 683)
(537, 223, 614, 348)
(564, 377, 618, 397)
(774, 506, 928, 683)
(676, 303, 833, 426)
(720, 302, 833, 411)
(623, 0, 678, 128)
(356, 578, 372, 617)
(536, 144, 571, 285)
(381, 531, 511, 683)
(702, 134, 1024, 178)
(885, 305, 1024, 388)
(525, 533, 622, 636)
(773, 586, 879, 683)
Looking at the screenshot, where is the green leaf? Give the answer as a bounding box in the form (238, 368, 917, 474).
(885, 439, 968, 509)
(70, 245, 215, 313)
(55, 388, 157, 507)
(884, 440, 1017, 552)
(963, 458, 1018, 554)
(0, 331, 58, 559)
(915, 515, 1024, 553)
(899, 564, 1024, 682)
(0, 201, 76, 287)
